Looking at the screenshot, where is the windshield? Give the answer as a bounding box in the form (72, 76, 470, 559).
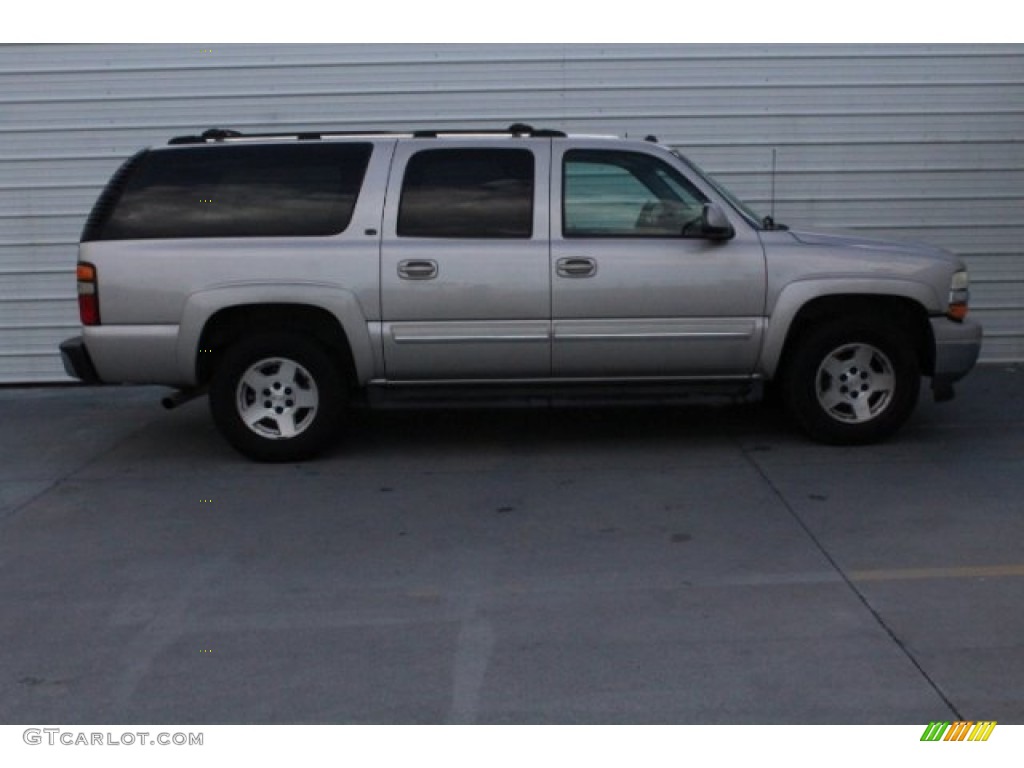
(671, 150, 774, 229)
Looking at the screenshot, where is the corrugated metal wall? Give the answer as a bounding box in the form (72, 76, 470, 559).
(2, 43, 1022, 382)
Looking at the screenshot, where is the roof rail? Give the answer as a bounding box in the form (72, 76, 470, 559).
(168, 123, 566, 145)
(412, 123, 566, 138)
(168, 127, 404, 145)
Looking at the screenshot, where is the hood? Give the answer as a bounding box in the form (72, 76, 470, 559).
(787, 228, 961, 267)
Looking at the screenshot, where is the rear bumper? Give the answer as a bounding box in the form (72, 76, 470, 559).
(59, 336, 102, 384)
(930, 316, 982, 387)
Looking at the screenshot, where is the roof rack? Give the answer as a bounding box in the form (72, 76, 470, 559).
(167, 123, 567, 145)
(412, 123, 565, 138)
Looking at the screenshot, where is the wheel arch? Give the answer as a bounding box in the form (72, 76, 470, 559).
(765, 286, 936, 382)
(191, 303, 361, 388)
(176, 286, 376, 387)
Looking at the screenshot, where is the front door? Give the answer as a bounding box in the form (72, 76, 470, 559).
(551, 142, 766, 378)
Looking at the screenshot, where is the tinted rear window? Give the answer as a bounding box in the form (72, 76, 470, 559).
(397, 148, 534, 238)
(83, 143, 373, 241)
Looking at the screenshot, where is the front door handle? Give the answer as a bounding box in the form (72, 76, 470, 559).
(398, 259, 438, 280)
(557, 257, 597, 278)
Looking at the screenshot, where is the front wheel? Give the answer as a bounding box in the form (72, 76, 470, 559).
(782, 321, 920, 445)
(209, 333, 345, 461)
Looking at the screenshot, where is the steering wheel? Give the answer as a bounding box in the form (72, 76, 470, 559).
(680, 214, 703, 236)
(635, 201, 659, 228)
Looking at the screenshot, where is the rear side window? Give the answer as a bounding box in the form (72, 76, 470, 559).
(397, 148, 534, 238)
(82, 143, 373, 240)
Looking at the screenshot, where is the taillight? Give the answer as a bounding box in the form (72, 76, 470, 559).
(77, 262, 100, 325)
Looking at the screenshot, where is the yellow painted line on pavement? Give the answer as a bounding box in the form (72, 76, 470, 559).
(850, 563, 1024, 582)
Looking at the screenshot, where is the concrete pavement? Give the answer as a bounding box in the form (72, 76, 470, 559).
(1, 365, 1021, 723)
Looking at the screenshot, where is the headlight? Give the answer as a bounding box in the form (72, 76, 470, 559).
(948, 269, 969, 321)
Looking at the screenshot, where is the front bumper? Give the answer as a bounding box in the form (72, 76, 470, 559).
(930, 316, 982, 392)
(59, 336, 102, 384)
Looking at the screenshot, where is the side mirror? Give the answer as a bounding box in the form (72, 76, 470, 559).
(700, 203, 735, 242)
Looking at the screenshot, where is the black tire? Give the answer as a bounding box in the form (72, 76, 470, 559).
(782, 319, 920, 445)
(209, 333, 346, 462)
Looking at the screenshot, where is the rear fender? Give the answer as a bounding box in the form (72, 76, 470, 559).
(176, 284, 375, 386)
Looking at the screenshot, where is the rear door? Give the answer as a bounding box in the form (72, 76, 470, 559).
(380, 140, 551, 380)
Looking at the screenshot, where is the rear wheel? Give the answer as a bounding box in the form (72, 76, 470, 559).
(782, 320, 920, 445)
(209, 333, 345, 461)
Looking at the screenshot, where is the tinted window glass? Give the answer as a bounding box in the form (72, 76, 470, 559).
(398, 149, 534, 238)
(563, 150, 707, 238)
(86, 143, 372, 240)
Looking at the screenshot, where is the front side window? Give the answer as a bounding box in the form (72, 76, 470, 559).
(563, 150, 707, 238)
(85, 142, 372, 240)
(398, 148, 534, 238)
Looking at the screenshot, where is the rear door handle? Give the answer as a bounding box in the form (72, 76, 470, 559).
(557, 257, 597, 278)
(398, 259, 438, 280)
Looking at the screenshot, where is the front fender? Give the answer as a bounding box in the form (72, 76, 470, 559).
(760, 278, 941, 379)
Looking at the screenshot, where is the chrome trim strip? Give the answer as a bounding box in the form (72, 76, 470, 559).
(391, 334, 550, 344)
(554, 331, 754, 341)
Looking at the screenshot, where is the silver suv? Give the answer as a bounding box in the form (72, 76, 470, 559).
(60, 124, 982, 461)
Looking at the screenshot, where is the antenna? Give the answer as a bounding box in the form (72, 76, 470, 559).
(770, 148, 777, 223)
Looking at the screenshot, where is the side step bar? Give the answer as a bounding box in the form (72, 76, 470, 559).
(363, 379, 762, 410)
